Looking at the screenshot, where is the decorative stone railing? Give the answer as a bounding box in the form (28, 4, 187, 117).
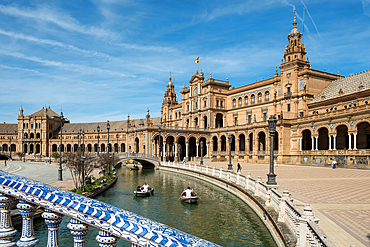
(0, 170, 220, 247)
(118, 152, 159, 161)
(161, 162, 336, 247)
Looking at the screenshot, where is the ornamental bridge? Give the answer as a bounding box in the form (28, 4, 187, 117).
(116, 153, 160, 169)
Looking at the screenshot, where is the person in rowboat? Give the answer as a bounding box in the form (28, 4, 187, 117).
(142, 182, 150, 192)
(183, 187, 194, 198)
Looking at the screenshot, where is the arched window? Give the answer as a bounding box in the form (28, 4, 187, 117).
(245, 96, 248, 105)
(233, 99, 236, 107)
(258, 93, 262, 103)
(179, 112, 181, 118)
(238, 97, 242, 106)
(265, 91, 270, 101)
(251, 95, 255, 104)
(175, 112, 178, 119)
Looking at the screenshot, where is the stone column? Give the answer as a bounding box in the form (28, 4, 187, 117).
(174, 143, 178, 157)
(206, 144, 209, 158)
(68, 218, 89, 247)
(16, 201, 39, 246)
(329, 135, 332, 150)
(315, 136, 318, 151)
(196, 144, 199, 157)
(348, 134, 352, 150)
(353, 133, 357, 150)
(96, 230, 118, 247)
(311, 137, 314, 151)
(42, 209, 62, 247)
(0, 194, 17, 246)
(299, 138, 302, 151)
(163, 143, 166, 157)
(185, 143, 189, 158)
(333, 135, 337, 150)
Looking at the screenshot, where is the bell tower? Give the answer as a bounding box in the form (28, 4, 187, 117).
(162, 73, 177, 106)
(281, 12, 309, 69)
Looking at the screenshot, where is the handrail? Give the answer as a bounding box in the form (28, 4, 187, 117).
(0, 170, 220, 247)
(161, 162, 336, 247)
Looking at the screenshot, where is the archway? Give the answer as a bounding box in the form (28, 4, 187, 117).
(24, 144, 28, 154)
(30, 144, 34, 154)
(73, 144, 78, 152)
(67, 144, 72, 152)
(165, 136, 175, 161)
(177, 136, 186, 162)
(220, 136, 226, 152)
(30, 133, 34, 139)
(357, 122, 370, 149)
(36, 133, 40, 139)
(87, 144, 92, 152)
(318, 127, 329, 150)
(52, 144, 58, 152)
(35, 144, 40, 154)
(101, 144, 105, 153)
(230, 135, 235, 152)
(258, 132, 266, 151)
(239, 134, 246, 152)
(302, 129, 312, 150)
(188, 137, 197, 159)
(121, 143, 126, 153)
(215, 113, 223, 128)
(203, 116, 208, 129)
(249, 133, 253, 152)
(336, 125, 348, 150)
(198, 137, 207, 157)
(134, 137, 139, 153)
(114, 143, 119, 153)
(212, 136, 218, 152)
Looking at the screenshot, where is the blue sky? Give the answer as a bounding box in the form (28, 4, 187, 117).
(0, 0, 369, 124)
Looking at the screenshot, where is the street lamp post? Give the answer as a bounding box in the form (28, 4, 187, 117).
(200, 141, 204, 165)
(267, 115, 278, 185)
(9, 137, 12, 159)
(158, 126, 162, 161)
(228, 135, 233, 170)
(97, 126, 100, 155)
(58, 112, 64, 181)
(116, 134, 119, 155)
(81, 156, 86, 192)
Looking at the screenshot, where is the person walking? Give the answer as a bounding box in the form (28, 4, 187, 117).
(237, 163, 241, 173)
(4, 160, 7, 166)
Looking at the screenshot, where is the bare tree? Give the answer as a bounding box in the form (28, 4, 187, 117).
(98, 153, 116, 176)
(63, 151, 94, 191)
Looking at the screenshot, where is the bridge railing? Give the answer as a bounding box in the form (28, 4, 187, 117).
(117, 152, 159, 161)
(0, 170, 219, 247)
(161, 161, 336, 247)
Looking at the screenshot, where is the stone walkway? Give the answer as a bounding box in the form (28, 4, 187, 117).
(191, 161, 370, 247)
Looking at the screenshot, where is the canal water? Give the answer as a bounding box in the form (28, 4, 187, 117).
(15, 166, 277, 246)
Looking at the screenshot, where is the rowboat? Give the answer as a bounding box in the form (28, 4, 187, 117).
(180, 191, 198, 204)
(134, 187, 154, 197)
(130, 165, 139, 170)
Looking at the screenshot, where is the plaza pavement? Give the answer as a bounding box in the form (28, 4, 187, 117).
(189, 160, 370, 247)
(1, 160, 369, 246)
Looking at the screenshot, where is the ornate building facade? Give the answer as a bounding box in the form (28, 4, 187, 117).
(1, 16, 370, 166)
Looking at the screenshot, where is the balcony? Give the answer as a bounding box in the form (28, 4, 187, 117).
(284, 92, 292, 98)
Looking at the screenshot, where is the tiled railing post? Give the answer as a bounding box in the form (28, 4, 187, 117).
(16, 200, 39, 246)
(278, 190, 291, 223)
(67, 218, 89, 247)
(0, 194, 17, 246)
(42, 209, 63, 247)
(254, 176, 262, 197)
(96, 230, 118, 247)
(297, 204, 320, 247)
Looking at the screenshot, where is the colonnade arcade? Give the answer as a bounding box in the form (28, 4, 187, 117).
(50, 142, 126, 154)
(300, 121, 370, 151)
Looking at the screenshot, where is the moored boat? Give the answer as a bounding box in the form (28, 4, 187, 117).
(130, 165, 139, 170)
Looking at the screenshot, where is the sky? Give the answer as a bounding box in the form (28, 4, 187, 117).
(0, 0, 369, 124)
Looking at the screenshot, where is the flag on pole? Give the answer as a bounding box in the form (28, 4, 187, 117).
(194, 57, 199, 64)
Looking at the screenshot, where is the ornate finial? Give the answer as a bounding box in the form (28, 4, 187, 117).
(209, 72, 212, 79)
(127, 114, 130, 120)
(147, 108, 150, 114)
(169, 71, 172, 82)
(275, 66, 278, 76)
(293, 10, 297, 27)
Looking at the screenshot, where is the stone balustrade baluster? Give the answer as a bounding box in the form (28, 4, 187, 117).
(16, 200, 39, 246)
(96, 230, 118, 247)
(67, 218, 89, 247)
(0, 194, 17, 246)
(42, 209, 62, 247)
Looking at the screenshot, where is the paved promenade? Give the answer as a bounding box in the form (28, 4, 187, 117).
(190, 160, 370, 247)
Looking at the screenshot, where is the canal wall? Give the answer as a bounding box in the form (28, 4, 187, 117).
(160, 162, 336, 247)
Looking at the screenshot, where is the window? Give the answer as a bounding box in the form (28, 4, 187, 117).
(238, 97, 242, 106)
(258, 93, 262, 103)
(233, 99, 236, 108)
(221, 101, 224, 107)
(216, 100, 219, 107)
(195, 102, 198, 109)
(263, 113, 267, 121)
(179, 112, 181, 118)
(31, 124, 33, 129)
(287, 104, 291, 112)
(278, 85, 281, 94)
(248, 115, 252, 124)
(251, 95, 255, 104)
(204, 100, 207, 107)
(287, 87, 291, 93)
(234, 117, 238, 126)
(187, 104, 189, 111)
(300, 80, 304, 90)
(175, 113, 178, 119)
(245, 96, 248, 105)
(265, 91, 270, 101)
